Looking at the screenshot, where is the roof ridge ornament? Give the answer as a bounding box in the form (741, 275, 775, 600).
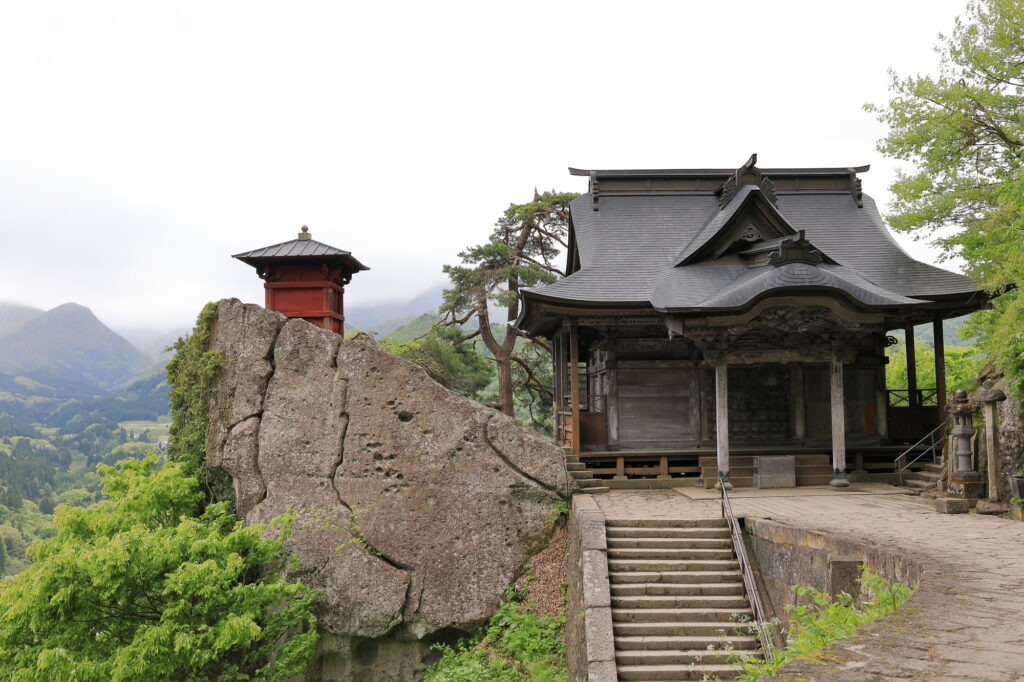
(769, 230, 823, 267)
(298, 225, 312, 240)
(717, 154, 778, 208)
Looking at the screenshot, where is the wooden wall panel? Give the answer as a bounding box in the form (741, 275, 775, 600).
(617, 369, 695, 445)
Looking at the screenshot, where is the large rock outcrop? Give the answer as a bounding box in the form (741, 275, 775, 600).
(205, 299, 569, 680)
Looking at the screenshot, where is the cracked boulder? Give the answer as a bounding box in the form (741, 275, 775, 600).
(206, 299, 568, 679)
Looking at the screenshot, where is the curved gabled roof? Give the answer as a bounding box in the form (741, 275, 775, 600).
(233, 228, 369, 272)
(524, 190, 978, 310)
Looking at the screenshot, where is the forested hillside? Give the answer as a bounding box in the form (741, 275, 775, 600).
(0, 302, 172, 576)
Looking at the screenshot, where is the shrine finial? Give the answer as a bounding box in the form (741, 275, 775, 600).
(298, 226, 311, 240)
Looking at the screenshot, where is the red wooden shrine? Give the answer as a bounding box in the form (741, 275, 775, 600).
(233, 226, 368, 335)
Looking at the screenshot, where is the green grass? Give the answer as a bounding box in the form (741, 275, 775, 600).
(728, 568, 913, 681)
(118, 416, 171, 442)
(423, 585, 567, 681)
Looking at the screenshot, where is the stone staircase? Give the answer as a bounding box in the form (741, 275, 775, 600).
(606, 518, 760, 680)
(901, 461, 943, 495)
(566, 449, 610, 494)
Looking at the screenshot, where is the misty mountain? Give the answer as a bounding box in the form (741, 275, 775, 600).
(0, 302, 44, 337)
(114, 326, 190, 360)
(345, 282, 446, 332)
(0, 303, 155, 389)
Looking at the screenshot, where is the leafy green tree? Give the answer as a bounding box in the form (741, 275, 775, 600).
(380, 326, 493, 398)
(868, 0, 1024, 394)
(0, 456, 318, 681)
(886, 345, 983, 394)
(441, 190, 578, 416)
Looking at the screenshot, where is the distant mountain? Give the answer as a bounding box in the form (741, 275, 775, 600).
(114, 326, 190, 360)
(0, 303, 155, 388)
(345, 282, 446, 332)
(0, 302, 44, 337)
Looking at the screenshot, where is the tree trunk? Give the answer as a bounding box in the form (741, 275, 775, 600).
(496, 350, 515, 416)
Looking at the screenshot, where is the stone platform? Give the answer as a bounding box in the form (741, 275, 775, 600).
(587, 484, 1024, 681)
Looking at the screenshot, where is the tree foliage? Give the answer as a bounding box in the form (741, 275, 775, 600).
(441, 190, 578, 419)
(166, 302, 230, 501)
(0, 456, 318, 681)
(380, 326, 493, 398)
(868, 0, 1024, 395)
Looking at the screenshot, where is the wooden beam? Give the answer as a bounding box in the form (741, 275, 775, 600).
(905, 321, 917, 407)
(792, 364, 806, 442)
(569, 324, 581, 457)
(715, 362, 732, 489)
(830, 349, 849, 487)
(934, 318, 947, 421)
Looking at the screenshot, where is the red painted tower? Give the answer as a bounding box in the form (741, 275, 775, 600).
(233, 226, 368, 335)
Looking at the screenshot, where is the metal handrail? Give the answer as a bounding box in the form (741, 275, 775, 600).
(895, 419, 948, 487)
(719, 473, 774, 658)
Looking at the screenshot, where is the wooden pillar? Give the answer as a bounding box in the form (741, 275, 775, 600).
(933, 319, 947, 421)
(714, 360, 732, 490)
(792, 364, 806, 442)
(876, 364, 889, 440)
(830, 349, 850, 487)
(569, 324, 581, 457)
(606, 357, 619, 445)
(905, 321, 917, 407)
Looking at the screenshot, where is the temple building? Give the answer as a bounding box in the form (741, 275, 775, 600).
(234, 226, 368, 335)
(516, 156, 988, 488)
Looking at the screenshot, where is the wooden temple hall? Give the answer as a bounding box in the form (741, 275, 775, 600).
(516, 156, 989, 488)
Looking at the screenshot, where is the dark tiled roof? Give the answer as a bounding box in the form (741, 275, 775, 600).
(523, 191, 979, 311)
(233, 237, 369, 271)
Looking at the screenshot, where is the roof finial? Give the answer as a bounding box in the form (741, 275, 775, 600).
(298, 225, 311, 240)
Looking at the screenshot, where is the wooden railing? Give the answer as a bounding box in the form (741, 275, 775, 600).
(719, 473, 774, 658)
(887, 388, 938, 408)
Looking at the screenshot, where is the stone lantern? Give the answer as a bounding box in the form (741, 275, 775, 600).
(946, 389, 983, 499)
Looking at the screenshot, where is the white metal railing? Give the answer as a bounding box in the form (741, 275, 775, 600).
(895, 420, 948, 487)
(719, 473, 774, 658)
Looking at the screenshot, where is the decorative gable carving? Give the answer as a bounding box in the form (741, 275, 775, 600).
(769, 231, 824, 267)
(718, 154, 778, 208)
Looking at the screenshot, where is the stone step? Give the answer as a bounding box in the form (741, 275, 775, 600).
(572, 477, 600, 487)
(570, 470, 596, 480)
(606, 518, 727, 528)
(607, 537, 733, 550)
(610, 570, 742, 585)
(918, 462, 944, 474)
(612, 594, 752, 610)
(613, 620, 754, 637)
(578, 486, 610, 495)
(564, 455, 580, 464)
(616, 648, 758, 665)
(796, 474, 835, 486)
(612, 607, 753, 623)
(907, 470, 940, 481)
(610, 630, 757, 651)
(609, 559, 740, 573)
(611, 581, 745, 597)
(798, 464, 835, 475)
(606, 526, 732, 539)
(609, 547, 735, 561)
(904, 479, 935, 490)
(565, 462, 587, 471)
(614, 634, 758, 651)
(617, 663, 743, 680)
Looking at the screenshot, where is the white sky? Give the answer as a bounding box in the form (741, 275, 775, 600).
(0, 0, 970, 331)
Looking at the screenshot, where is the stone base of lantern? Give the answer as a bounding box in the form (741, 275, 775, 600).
(948, 471, 984, 499)
(935, 497, 972, 514)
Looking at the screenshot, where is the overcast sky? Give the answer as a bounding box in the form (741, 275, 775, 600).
(0, 0, 970, 332)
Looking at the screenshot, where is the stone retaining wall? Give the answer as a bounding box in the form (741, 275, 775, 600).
(566, 495, 616, 682)
(744, 517, 921, 624)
